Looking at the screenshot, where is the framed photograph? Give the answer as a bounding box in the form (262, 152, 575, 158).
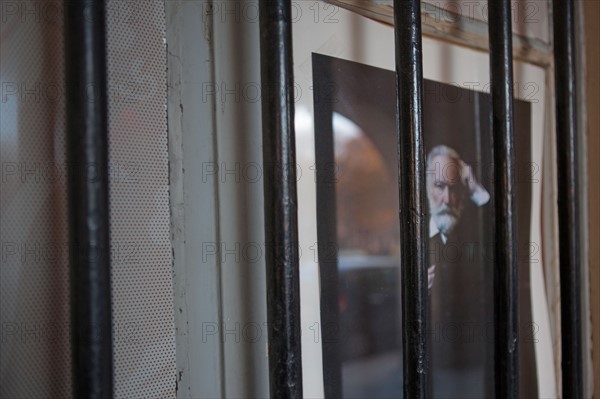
(292, 3, 555, 398)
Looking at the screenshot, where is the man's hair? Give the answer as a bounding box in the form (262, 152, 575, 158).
(426, 145, 462, 186)
(426, 145, 461, 170)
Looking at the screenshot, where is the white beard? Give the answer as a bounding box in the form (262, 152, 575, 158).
(432, 212, 458, 236)
(429, 202, 463, 236)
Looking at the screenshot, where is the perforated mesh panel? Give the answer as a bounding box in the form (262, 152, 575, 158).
(1, 1, 175, 397)
(0, 4, 72, 397)
(105, 1, 176, 397)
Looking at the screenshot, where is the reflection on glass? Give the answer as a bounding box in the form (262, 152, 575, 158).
(333, 113, 403, 398)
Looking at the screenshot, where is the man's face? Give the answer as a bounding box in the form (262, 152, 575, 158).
(427, 155, 466, 236)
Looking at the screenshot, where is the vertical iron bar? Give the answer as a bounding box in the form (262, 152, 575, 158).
(553, 1, 583, 397)
(259, 1, 303, 398)
(393, 0, 428, 397)
(64, 1, 113, 398)
(488, 1, 519, 398)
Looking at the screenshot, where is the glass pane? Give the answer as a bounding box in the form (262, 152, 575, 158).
(312, 53, 538, 398)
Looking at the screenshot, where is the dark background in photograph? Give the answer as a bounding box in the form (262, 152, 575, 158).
(313, 53, 537, 398)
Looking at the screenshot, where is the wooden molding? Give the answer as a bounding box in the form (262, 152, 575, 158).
(325, 0, 552, 66)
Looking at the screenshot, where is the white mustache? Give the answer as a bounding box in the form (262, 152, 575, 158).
(433, 206, 459, 218)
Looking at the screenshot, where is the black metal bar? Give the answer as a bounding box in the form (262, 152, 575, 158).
(64, 1, 113, 398)
(488, 1, 519, 398)
(259, 1, 303, 398)
(393, 0, 428, 397)
(553, 1, 583, 397)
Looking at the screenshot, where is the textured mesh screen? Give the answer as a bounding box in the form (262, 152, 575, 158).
(0, 3, 72, 396)
(1, 1, 175, 397)
(105, 1, 176, 397)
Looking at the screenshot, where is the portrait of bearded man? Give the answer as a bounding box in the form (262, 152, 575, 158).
(425, 145, 492, 398)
